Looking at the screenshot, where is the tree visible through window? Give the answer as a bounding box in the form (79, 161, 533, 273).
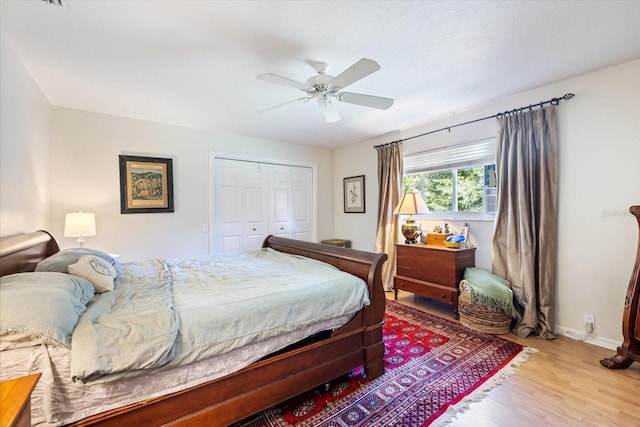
(456, 166, 483, 211)
(402, 139, 495, 217)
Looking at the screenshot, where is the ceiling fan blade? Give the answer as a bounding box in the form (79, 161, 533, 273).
(260, 96, 310, 113)
(331, 58, 380, 90)
(322, 100, 341, 123)
(337, 92, 394, 110)
(257, 73, 309, 91)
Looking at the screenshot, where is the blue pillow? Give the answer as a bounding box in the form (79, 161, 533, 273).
(0, 272, 95, 349)
(35, 248, 114, 273)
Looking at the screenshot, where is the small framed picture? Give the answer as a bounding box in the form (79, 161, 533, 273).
(343, 175, 365, 213)
(460, 225, 470, 246)
(119, 155, 174, 214)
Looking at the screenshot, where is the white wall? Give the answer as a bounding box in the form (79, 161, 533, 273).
(49, 108, 335, 261)
(0, 38, 51, 236)
(334, 59, 640, 348)
(1, 40, 334, 261)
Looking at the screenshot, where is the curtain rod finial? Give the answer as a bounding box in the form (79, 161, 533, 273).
(564, 93, 575, 99)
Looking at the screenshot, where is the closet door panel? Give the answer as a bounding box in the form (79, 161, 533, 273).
(243, 163, 269, 250)
(269, 165, 291, 237)
(291, 167, 313, 241)
(213, 159, 243, 254)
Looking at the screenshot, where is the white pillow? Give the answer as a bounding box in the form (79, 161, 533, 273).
(68, 255, 117, 293)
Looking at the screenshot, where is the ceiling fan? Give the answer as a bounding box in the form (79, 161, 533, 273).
(257, 58, 394, 123)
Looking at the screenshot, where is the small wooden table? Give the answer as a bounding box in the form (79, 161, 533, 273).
(0, 373, 41, 427)
(394, 243, 476, 318)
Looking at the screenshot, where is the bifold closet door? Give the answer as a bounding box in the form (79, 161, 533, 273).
(290, 166, 313, 241)
(212, 159, 269, 254)
(268, 164, 313, 240)
(213, 158, 313, 255)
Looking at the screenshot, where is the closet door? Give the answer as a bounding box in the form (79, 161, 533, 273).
(268, 165, 313, 240)
(243, 162, 269, 249)
(212, 159, 268, 254)
(291, 166, 312, 241)
(269, 165, 292, 238)
(212, 158, 313, 255)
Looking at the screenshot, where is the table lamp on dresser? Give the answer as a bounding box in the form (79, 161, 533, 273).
(393, 193, 429, 244)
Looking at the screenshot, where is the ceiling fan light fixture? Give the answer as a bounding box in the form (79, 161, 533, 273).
(321, 99, 341, 123)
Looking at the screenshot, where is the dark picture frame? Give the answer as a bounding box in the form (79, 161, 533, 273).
(119, 155, 174, 214)
(343, 175, 365, 213)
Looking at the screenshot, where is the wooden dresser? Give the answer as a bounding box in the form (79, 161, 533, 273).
(0, 373, 41, 427)
(394, 243, 476, 318)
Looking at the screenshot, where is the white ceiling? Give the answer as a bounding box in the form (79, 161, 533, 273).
(2, 1, 640, 148)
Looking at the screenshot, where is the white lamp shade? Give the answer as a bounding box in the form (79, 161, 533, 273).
(393, 193, 430, 215)
(64, 212, 96, 237)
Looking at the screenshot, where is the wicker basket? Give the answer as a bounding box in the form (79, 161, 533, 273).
(458, 282, 512, 334)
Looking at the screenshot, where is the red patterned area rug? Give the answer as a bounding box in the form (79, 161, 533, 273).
(237, 300, 534, 427)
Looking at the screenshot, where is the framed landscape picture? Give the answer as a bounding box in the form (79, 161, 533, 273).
(343, 175, 365, 213)
(119, 155, 174, 214)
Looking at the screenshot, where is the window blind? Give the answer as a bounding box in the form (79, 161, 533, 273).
(404, 138, 496, 174)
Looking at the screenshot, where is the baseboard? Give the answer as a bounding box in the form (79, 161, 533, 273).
(554, 326, 619, 350)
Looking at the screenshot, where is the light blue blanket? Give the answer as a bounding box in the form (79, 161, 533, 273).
(71, 249, 369, 383)
(71, 259, 178, 383)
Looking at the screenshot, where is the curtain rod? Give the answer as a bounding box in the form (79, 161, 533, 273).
(374, 93, 574, 149)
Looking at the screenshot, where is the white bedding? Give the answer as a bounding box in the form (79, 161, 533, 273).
(0, 248, 370, 426)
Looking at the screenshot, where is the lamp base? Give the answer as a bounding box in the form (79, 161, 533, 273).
(401, 217, 422, 245)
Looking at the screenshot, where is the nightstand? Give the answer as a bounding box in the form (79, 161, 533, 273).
(0, 373, 41, 427)
(393, 243, 476, 318)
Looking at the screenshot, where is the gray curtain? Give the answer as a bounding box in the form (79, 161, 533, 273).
(374, 142, 403, 291)
(492, 105, 558, 339)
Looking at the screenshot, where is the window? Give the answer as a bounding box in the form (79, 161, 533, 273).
(403, 138, 496, 220)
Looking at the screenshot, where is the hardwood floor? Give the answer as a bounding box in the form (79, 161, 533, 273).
(388, 291, 640, 427)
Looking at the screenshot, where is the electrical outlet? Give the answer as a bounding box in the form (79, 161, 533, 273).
(584, 314, 595, 332)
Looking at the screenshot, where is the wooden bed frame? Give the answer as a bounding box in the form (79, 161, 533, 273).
(0, 231, 387, 426)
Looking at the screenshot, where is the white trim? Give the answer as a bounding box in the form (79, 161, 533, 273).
(554, 326, 619, 350)
(210, 151, 316, 169)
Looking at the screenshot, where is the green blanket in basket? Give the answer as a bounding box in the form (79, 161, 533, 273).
(463, 268, 520, 319)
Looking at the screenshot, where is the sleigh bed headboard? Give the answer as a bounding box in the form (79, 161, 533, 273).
(0, 230, 59, 277)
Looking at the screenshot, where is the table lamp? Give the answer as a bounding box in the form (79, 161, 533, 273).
(64, 211, 96, 247)
(393, 193, 429, 244)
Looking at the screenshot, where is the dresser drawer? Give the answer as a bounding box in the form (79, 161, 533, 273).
(393, 276, 455, 304)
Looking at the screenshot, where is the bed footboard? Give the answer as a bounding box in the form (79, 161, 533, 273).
(263, 235, 388, 378)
